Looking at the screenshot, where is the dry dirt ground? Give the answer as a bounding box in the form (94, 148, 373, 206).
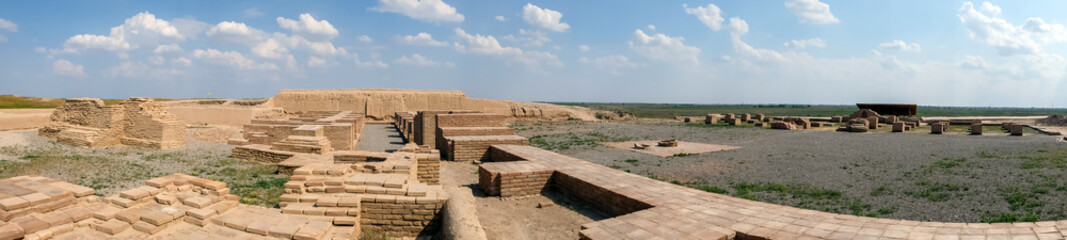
(439, 161, 607, 240)
(514, 122, 1067, 223)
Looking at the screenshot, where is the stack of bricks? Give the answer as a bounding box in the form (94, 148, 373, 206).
(477, 160, 554, 197)
(429, 112, 530, 162)
(971, 120, 983, 135)
(279, 151, 447, 237)
(931, 122, 948, 134)
(1, 174, 356, 239)
(1011, 123, 1025, 136)
(446, 135, 529, 162)
(893, 122, 908, 132)
(231, 144, 296, 164)
(38, 97, 186, 149)
(230, 111, 364, 164)
(704, 114, 720, 124)
(412, 110, 478, 148)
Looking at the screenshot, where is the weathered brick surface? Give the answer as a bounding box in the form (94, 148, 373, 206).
(445, 135, 528, 162)
(479, 144, 1067, 240)
(38, 97, 185, 149)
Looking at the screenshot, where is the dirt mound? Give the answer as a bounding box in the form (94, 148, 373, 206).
(1037, 115, 1067, 126)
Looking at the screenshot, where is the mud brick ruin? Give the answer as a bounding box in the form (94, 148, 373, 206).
(38, 97, 185, 149)
(229, 111, 365, 163)
(0, 174, 367, 239)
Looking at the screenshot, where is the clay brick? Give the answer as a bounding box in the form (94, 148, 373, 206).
(94, 219, 130, 235)
(181, 197, 213, 208)
(0, 197, 29, 211)
(19, 193, 49, 206)
(140, 210, 173, 226)
(93, 205, 122, 220)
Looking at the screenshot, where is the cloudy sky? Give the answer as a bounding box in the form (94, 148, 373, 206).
(1, 1, 1066, 107)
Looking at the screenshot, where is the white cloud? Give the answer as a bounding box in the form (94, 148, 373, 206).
(501, 29, 550, 47)
(728, 18, 785, 62)
(251, 39, 289, 59)
(206, 21, 267, 44)
(878, 40, 921, 52)
(397, 32, 448, 46)
(579, 45, 590, 52)
(354, 53, 389, 68)
(170, 18, 210, 41)
(522, 3, 570, 32)
(958, 1, 1067, 79)
(148, 55, 165, 65)
(647, 25, 656, 31)
(785, 0, 840, 24)
(453, 28, 561, 70)
(193, 48, 277, 70)
(683, 3, 724, 31)
(277, 14, 339, 41)
(172, 57, 191, 66)
(57, 12, 185, 54)
(580, 55, 638, 76)
(243, 8, 265, 18)
(959, 55, 1022, 76)
(358, 35, 374, 43)
(784, 38, 826, 50)
(629, 29, 701, 64)
(307, 56, 328, 67)
(53, 59, 86, 77)
(153, 44, 183, 54)
(495, 16, 507, 22)
(273, 33, 347, 56)
(373, 0, 464, 23)
(0, 18, 16, 32)
(394, 54, 454, 67)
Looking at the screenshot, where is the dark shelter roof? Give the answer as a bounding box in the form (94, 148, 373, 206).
(856, 103, 917, 116)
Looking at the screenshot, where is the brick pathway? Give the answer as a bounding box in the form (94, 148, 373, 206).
(480, 145, 1067, 240)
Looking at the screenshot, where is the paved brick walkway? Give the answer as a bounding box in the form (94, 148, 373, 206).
(356, 124, 405, 152)
(480, 145, 1067, 240)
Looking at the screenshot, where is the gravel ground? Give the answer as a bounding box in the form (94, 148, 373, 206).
(357, 124, 405, 152)
(514, 122, 1067, 223)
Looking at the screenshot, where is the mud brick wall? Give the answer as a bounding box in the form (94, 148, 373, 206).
(333, 151, 390, 163)
(478, 164, 553, 197)
(435, 113, 508, 128)
(444, 136, 528, 162)
(232, 145, 296, 163)
(323, 124, 356, 150)
(435, 127, 516, 152)
(358, 196, 445, 236)
(415, 152, 441, 185)
(119, 97, 185, 149)
(551, 172, 653, 216)
(243, 124, 300, 144)
(414, 110, 479, 148)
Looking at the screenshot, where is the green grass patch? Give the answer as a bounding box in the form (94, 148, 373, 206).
(528, 132, 631, 151)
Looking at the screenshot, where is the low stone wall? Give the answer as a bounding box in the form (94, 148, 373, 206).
(477, 161, 553, 197)
(445, 135, 528, 162)
(232, 144, 296, 163)
(358, 196, 444, 235)
(435, 127, 517, 152)
(416, 152, 442, 185)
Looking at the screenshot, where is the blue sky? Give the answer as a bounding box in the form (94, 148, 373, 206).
(1, 1, 1066, 107)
